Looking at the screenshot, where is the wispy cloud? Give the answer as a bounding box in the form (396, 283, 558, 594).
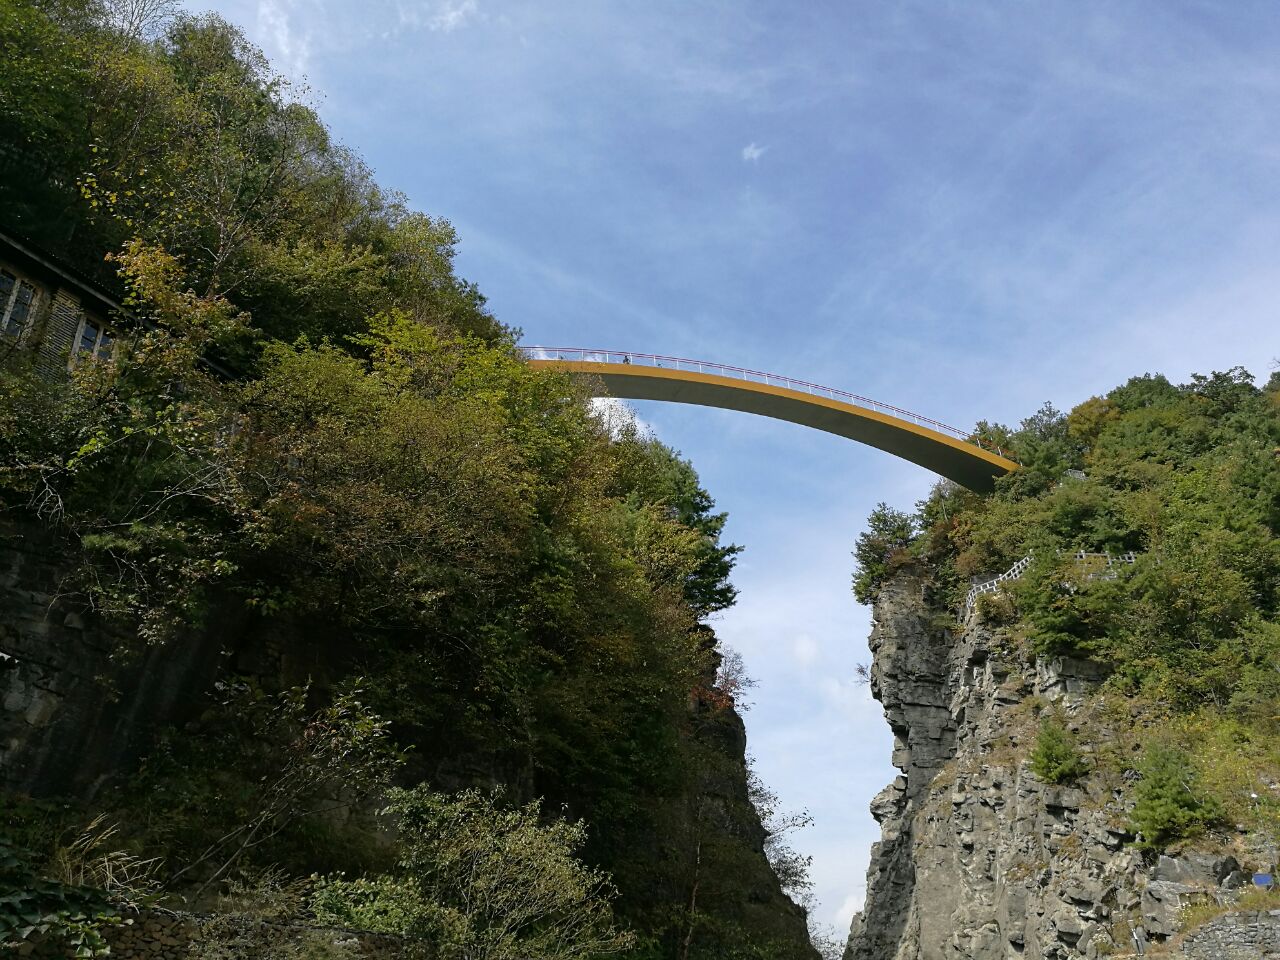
(396, 0, 479, 33)
(790, 632, 819, 667)
(256, 0, 311, 82)
(590, 397, 655, 439)
(834, 888, 867, 933)
(429, 0, 478, 32)
(741, 141, 767, 162)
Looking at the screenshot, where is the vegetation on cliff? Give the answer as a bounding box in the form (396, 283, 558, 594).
(1028, 716, 1088, 786)
(855, 365, 1280, 851)
(0, 2, 815, 958)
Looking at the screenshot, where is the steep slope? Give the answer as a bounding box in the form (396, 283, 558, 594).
(0, 7, 817, 953)
(2, 509, 815, 959)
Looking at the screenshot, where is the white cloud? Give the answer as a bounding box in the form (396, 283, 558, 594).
(590, 397, 655, 439)
(790, 632, 820, 667)
(397, 0, 479, 33)
(741, 141, 767, 162)
(834, 888, 866, 933)
(458, 224, 679, 339)
(256, 0, 311, 82)
(430, 0, 478, 32)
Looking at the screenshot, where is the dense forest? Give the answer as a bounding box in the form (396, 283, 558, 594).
(855, 365, 1280, 851)
(0, 2, 818, 958)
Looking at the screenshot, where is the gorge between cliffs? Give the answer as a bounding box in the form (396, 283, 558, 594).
(3, 5, 1280, 956)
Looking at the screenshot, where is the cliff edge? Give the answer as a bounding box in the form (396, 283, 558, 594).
(844, 567, 1277, 960)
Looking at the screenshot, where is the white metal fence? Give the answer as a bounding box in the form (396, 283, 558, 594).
(963, 550, 1140, 617)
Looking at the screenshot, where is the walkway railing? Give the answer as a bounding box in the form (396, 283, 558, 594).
(519, 346, 1013, 459)
(963, 550, 1141, 617)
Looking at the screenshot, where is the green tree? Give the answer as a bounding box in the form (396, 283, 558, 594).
(0, 0, 96, 250)
(609, 424, 742, 618)
(1066, 396, 1117, 448)
(1105, 373, 1180, 413)
(1130, 744, 1221, 850)
(852, 503, 917, 604)
(996, 402, 1080, 499)
(1029, 717, 1088, 784)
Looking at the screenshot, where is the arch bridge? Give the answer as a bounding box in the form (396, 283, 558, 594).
(519, 347, 1018, 493)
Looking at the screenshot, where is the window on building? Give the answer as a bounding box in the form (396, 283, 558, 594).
(72, 314, 116, 364)
(0, 269, 39, 339)
(78, 319, 101, 355)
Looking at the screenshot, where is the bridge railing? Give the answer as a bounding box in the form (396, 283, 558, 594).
(519, 346, 1013, 459)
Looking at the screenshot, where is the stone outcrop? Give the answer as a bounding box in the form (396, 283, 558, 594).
(844, 567, 1265, 960)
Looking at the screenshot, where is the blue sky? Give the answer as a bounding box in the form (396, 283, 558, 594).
(187, 0, 1280, 935)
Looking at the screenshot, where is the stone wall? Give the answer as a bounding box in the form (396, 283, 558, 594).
(15, 909, 416, 959)
(1180, 909, 1280, 959)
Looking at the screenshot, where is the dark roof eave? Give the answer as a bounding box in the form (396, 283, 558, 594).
(0, 228, 123, 315)
(0, 228, 233, 380)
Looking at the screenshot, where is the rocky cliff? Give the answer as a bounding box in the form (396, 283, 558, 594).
(0, 515, 814, 957)
(844, 566, 1278, 960)
(0, 520, 223, 797)
(0, 518, 354, 798)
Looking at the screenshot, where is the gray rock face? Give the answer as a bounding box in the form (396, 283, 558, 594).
(843, 568, 1253, 960)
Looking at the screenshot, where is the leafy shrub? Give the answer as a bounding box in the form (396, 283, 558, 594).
(1029, 718, 1088, 784)
(1227, 620, 1280, 731)
(117, 681, 401, 901)
(1130, 744, 1222, 849)
(1178, 713, 1280, 839)
(974, 591, 1015, 624)
(310, 786, 635, 960)
(310, 875, 437, 939)
(0, 838, 122, 958)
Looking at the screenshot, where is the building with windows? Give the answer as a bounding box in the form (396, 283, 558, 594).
(0, 230, 122, 377)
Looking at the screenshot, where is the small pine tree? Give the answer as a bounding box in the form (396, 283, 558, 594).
(852, 503, 917, 604)
(1029, 717, 1088, 784)
(1130, 744, 1222, 850)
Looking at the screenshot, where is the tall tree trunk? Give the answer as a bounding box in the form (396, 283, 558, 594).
(679, 837, 702, 960)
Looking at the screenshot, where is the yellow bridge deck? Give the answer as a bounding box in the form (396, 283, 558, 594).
(522, 350, 1018, 493)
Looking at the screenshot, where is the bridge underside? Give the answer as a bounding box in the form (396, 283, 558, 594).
(528, 360, 1017, 493)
